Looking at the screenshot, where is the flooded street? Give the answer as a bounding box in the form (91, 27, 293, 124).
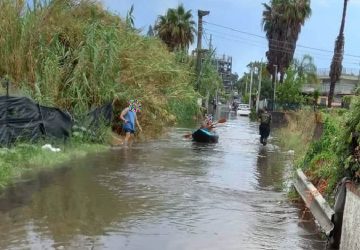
(0, 113, 326, 250)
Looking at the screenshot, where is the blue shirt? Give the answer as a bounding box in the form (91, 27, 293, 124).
(123, 110, 136, 131)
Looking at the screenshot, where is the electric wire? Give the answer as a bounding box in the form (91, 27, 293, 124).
(204, 30, 359, 66)
(205, 31, 358, 68)
(204, 21, 360, 59)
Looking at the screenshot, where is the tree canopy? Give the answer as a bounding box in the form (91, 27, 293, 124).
(262, 0, 311, 83)
(154, 4, 196, 52)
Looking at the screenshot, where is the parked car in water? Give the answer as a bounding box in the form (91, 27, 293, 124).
(236, 104, 251, 116)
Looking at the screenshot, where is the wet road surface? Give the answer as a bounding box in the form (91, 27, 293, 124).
(0, 113, 326, 249)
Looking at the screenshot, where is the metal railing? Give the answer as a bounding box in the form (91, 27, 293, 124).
(294, 169, 334, 236)
(302, 83, 356, 95)
(317, 68, 360, 77)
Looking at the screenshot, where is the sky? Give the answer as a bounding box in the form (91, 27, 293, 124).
(101, 0, 360, 77)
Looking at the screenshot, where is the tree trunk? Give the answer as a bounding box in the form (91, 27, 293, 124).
(328, 0, 348, 108)
(279, 71, 285, 83)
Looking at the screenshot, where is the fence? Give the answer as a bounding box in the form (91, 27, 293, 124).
(317, 68, 360, 77)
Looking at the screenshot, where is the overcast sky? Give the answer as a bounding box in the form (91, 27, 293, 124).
(101, 0, 360, 76)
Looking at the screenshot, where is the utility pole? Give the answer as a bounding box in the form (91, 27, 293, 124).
(245, 75, 248, 99)
(256, 60, 263, 113)
(273, 64, 278, 111)
(249, 68, 254, 108)
(196, 9, 210, 89)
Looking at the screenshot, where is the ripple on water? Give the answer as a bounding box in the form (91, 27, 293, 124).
(0, 114, 325, 250)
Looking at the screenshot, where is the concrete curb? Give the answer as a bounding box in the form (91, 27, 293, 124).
(293, 169, 335, 235)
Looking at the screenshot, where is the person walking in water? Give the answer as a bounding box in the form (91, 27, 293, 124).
(259, 108, 271, 145)
(120, 99, 142, 144)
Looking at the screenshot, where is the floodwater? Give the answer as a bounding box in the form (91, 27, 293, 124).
(0, 111, 326, 250)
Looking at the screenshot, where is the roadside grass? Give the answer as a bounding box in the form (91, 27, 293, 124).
(0, 0, 200, 135)
(275, 110, 316, 201)
(276, 110, 317, 163)
(277, 108, 349, 200)
(0, 141, 107, 189)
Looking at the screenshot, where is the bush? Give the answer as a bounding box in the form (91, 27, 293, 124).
(0, 0, 200, 135)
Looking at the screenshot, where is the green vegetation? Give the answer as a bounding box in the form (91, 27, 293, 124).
(262, 0, 311, 83)
(279, 98, 360, 197)
(298, 115, 341, 194)
(197, 51, 223, 106)
(237, 55, 317, 110)
(154, 4, 196, 51)
(0, 0, 222, 189)
(0, 0, 200, 130)
(276, 66, 305, 108)
(237, 61, 273, 103)
(0, 142, 107, 189)
(277, 110, 317, 162)
(275, 54, 318, 109)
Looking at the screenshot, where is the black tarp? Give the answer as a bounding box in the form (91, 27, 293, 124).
(0, 96, 72, 146)
(87, 101, 113, 128)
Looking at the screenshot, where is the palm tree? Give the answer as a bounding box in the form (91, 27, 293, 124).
(328, 0, 349, 108)
(154, 4, 196, 51)
(126, 4, 135, 29)
(262, 0, 311, 84)
(293, 54, 318, 84)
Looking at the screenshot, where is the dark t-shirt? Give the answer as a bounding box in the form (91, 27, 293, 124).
(260, 112, 271, 125)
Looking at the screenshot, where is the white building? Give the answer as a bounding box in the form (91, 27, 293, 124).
(302, 68, 359, 106)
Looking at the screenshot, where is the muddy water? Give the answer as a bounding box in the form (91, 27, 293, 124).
(0, 113, 326, 249)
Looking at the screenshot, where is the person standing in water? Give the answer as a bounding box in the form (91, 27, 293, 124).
(120, 99, 142, 144)
(259, 108, 271, 145)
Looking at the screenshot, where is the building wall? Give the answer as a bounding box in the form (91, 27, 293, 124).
(302, 68, 359, 97)
(317, 82, 356, 95)
(302, 80, 358, 103)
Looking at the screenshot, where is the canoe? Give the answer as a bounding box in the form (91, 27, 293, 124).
(192, 129, 219, 143)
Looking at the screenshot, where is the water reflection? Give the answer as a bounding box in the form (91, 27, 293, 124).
(0, 113, 326, 249)
(255, 145, 286, 191)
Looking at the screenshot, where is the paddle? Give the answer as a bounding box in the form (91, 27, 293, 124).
(183, 118, 227, 138)
(183, 133, 193, 139)
(210, 117, 227, 126)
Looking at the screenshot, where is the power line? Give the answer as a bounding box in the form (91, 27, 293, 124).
(202, 30, 210, 48)
(203, 25, 359, 64)
(204, 27, 339, 59)
(204, 21, 360, 59)
(206, 31, 359, 65)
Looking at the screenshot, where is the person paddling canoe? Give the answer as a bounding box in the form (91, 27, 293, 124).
(184, 116, 226, 142)
(200, 114, 215, 132)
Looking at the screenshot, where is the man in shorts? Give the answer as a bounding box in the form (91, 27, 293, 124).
(120, 99, 142, 144)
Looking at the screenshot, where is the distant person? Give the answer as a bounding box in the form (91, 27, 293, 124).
(232, 101, 237, 111)
(120, 99, 142, 144)
(258, 108, 271, 145)
(211, 98, 217, 112)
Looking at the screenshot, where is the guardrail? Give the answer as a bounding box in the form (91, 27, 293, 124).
(293, 169, 335, 235)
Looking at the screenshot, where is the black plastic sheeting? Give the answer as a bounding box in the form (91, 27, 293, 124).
(0, 96, 114, 146)
(87, 102, 113, 129)
(0, 96, 72, 146)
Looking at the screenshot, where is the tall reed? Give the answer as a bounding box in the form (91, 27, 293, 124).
(0, 0, 200, 131)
